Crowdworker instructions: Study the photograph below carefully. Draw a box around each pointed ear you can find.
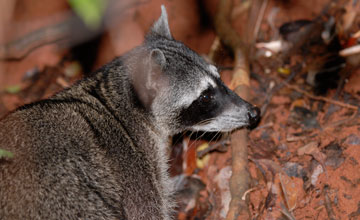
[150,49,166,68]
[145,49,167,92]
[151,5,172,39]
[131,49,168,109]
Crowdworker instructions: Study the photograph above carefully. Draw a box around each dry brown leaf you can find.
[297,141,326,165]
[278,173,298,212]
[297,141,319,156]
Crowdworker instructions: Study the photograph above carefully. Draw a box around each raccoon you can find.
[0,6,260,220]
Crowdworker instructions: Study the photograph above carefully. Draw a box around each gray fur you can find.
[0,6,259,220]
[151,5,172,39]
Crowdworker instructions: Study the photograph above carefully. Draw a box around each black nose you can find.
[247,106,260,128]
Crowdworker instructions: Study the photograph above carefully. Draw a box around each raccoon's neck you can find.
[75,57,171,156]
[83,61,174,218]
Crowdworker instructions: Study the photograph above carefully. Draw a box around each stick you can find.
[283,82,358,111]
[260,66,299,116]
[214,0,257,218]
[323,185,338,220]
[0,0,149,61]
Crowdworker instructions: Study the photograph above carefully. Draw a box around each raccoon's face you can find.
[133,6,260,135]
[176,65,260,133]
[152,61,260,134]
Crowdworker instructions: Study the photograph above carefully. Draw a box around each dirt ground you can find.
[1,0,360,219]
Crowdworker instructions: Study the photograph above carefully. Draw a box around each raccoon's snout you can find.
[247,106,260,128]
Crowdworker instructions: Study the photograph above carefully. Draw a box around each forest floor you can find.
[1,0,360,219]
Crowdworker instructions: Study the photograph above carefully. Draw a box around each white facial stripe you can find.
[203,75,217,88]
[208,65,220,78]
[176,76,217,107]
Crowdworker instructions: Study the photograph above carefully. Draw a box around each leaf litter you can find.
[1,0,360,219]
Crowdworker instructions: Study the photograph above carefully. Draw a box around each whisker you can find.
[208,131,221,143]
[194,117,217,126]
[172,132,185,146]
[188,129,210,151]
[187,137,198,151]
[196,131,207,142]
[182,117,220,155]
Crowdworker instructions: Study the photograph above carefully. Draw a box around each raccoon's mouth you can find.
[190,119,250,133]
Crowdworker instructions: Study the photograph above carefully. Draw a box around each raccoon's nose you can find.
[247,106,260,128]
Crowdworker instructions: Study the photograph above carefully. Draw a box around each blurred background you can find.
[1,0,360,219]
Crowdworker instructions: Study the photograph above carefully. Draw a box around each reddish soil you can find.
[1,0,359,219]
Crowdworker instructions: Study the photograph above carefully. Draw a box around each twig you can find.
[241,187,257,200]
[280,203,296,220]
[208,36,221,62]
[253,0,268,41]
[0,12,80,61]
[214,0,255,219]
[0,0,149,62]
[253,122,274,131]
[250,0,268,59]
[323,185,338,220]
[214,0,247,55]
[284,82,358,111]
[260,65,299,116]
[197,138,230,158]
[0,37,67,62]
[323,111,359,129]
[286,81,359,129]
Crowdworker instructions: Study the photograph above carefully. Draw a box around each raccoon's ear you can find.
[150,48,166,67]
[132,49,168,110]
[145,48,167,92]
[150,5,172,39]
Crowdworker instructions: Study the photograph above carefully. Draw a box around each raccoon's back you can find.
[0,105,122,219]
[0,100,164,219]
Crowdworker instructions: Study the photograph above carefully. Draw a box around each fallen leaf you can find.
[322,142,345,169]
[297,141,319,156]
[345,134,360,145]
[297,141,327,165]
[0,149,14,159]
[290,99,308,110]
[196,143,210,169]
[311,163,324,186]
[4,85,21,94]
[68,0,107,30]
[64,61,82,78]
[283,162,307,178]
[279,173,298,211]
[214,166,232,218]
[277,67,291,75]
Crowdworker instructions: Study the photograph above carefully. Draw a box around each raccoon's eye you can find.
[199,90,214,103]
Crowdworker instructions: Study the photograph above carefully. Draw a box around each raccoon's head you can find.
[131,6,260,135]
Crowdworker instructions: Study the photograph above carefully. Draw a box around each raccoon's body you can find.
[0,60,173,219]
[0,6,259,220]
